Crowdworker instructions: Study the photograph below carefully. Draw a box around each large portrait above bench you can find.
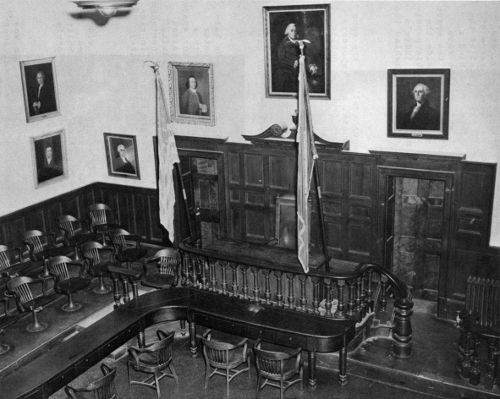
[263,4,330,98]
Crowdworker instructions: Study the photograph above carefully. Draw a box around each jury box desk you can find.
[3,288,355,399]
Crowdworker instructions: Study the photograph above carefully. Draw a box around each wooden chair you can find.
[7,276,48,333]
[0,244,22,277]
[81,241,117,294]
[58,215,97,260]
[141,248,180,289]
[253,339,303,399]
[201,329,251,394]
[88,203,120,245]
[109,228,148,269]
[24,229,69,278]
[64,363,117,399]
[127,329,178,399]
[48,255,91,312]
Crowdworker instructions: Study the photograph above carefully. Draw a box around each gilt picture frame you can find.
[31,129,67,188]
[263,4,330,98]
[103,133,140,179]
[168,61,215,126]
[388,69,450,139]
[20,57,60,123]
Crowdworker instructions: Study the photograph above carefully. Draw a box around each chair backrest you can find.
[253,342,301,380]
[89,203,112,228]
[58,215,79,238]
[25,230,46,254]
[150,248,180,276]
[0,245,20,271]
[65,363,117,399]
[48,255,75,281]
[6,276,37,305]
[110,228,131,250]
[81,241,105,265]
[202,330,247,369]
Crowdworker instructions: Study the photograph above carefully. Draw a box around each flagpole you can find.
[313,162,330,271]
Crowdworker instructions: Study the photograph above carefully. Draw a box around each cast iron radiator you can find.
[465,276,500,328]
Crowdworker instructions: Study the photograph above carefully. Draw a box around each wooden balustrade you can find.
[178,240,414,358]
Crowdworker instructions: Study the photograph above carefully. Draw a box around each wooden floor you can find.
[0,280,499,399]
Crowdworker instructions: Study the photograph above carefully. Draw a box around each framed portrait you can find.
[31,129,67,188]
[103,133,140,179]
[168,62,215,126]
[263,4,330,98]
[388,69,450,139]
[20,57,60,123]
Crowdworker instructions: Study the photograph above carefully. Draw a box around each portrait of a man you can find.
[168,62,215,126]
[32,130,66,187]
[388,69,450,139]
[20,57,60,123]
[104,133,140,179]
[264,4,330,98]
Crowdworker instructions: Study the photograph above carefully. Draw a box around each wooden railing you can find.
[177,239,414,358]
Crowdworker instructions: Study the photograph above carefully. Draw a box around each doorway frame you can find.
[376,166,455,314]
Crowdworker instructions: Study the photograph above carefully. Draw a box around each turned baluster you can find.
[485,338,499,389]
[470,336,481,385]
[355,277,363,314]
[366,270,374,312]
[334,280,346,318]
[380,275,388,312]
[286,273,295,310]
[298,275,307,312]
[200,257,208,290]
[263,269,271,304]
[392,296,414,358]
[221,261,228,295]
[231,264,238,297]
[112,275,121,308]
[122,279,130,303]
[250,267,260,302]
[241,266,249,300]
[324,278,332,318]
[311,277,320,315]
[459,330,474,378]
[275,271,283,307]
[210,261,217,292]
[347,280,355,317]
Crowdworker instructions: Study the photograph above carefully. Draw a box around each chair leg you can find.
[169,362,179,384]
[153,371,160,399]
[204,363,210,389]
[256,374,261,398]
[180,320,187,335]
[28,307,47,333]
[0,330,9,355]
[226,368,230,396]
[93,275,111,294]
[62,292,82,312]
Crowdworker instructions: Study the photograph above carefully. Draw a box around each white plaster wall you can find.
[1,0,499,245]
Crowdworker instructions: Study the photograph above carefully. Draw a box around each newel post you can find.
[392,296,414,358]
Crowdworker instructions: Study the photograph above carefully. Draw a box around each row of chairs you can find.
[64,327,302,399]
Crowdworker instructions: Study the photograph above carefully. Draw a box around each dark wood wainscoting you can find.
[0,183,168,250]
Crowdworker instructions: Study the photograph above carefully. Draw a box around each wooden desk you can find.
[3,287,355,399]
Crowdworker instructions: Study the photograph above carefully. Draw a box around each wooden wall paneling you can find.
[44,200,64,239]
[134,192,148,239]
[147,193,164,243]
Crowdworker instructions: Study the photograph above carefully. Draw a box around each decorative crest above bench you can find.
[242,123,349,151]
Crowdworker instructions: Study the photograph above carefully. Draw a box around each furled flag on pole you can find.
[154,64,180,241]
[296,53,318,274]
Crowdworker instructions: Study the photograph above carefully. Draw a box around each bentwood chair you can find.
[109,228,148,269]
[58,215,98,260]
[81,241,117,294]
[253,340,303,399]
[7,276,49,333]
[65,363,117,399]
[201,329,251,394]
[88,203,120,245]
[24,229,70,278]
[0,245,22,277]
[48,255,91,312]
[128,329,178,399]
